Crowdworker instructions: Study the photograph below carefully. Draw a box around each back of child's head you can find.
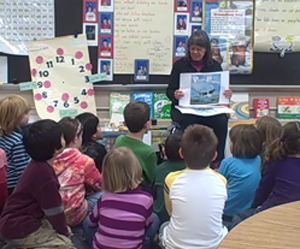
[181,124,218,169]
[256,116,282,148]
[164,133,183,162]
[229,124,262,159]
[124,101,150,133]
[0,95,31,135]
[76,112,101,144]
[81,142,107,172]
[58,117,83,147]
[23,119,64,161]
[265,122,300,164]
[102,147,142,193]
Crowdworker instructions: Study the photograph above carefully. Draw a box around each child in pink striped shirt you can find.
[85,147,160,249]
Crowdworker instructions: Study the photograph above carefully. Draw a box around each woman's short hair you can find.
[230,124,262,158]
[102,147,142,193]
[0,95,31,135]
[185,30,213,64]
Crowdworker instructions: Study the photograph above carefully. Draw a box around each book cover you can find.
[277,96,295,119]
[132,92,153,118]
[253,98,270,119]
[153,93,171,119]
[109,92,130,118]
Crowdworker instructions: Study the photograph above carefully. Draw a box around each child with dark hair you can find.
[219,124,262,223]
[114,101,157,189]
[160,124,227,249]
[53,117,103,229]
[0,120,73,248]
[154,133,185,224]
[256,121,300,209]
[76,112,107,172]
[231,121,300,229]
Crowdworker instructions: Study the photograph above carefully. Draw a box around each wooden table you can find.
[219,201,300,249]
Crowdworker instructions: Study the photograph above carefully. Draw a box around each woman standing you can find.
[166,30,232,167]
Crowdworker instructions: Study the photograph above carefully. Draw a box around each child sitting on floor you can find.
[160,124,227,249]
[255,121,300,210]
[86,147,160,249]
[219,124,262,223]
[0,119,73,248]
[53,117,103,229]
[76,112,107,172]
[154,133,186,224]
[0,95,31,194]
[231,121,300,229]
[255,116,281,161]
[114,101,157,191]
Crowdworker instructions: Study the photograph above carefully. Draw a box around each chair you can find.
[169,122,182,134]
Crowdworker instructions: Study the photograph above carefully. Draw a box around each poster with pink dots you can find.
[27,34,97,121]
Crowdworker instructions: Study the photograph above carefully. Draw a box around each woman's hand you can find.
[223,89,233,100]
[174,89,185,100]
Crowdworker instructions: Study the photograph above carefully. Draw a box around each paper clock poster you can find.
[27,34,97,121]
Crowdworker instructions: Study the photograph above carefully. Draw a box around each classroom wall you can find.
[1,84,300,124]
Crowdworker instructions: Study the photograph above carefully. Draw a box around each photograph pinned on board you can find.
[229,36,252,74]
[134,59,149,82]
[190,24,201,35]
[99,35,113,58]
[175,0,189,12]
[174,13,189,35]
[98,59,113,81]
[174,36,188,58]
[210,35,229,70]
[84,23,98,46]
[99,12,113,34]
[84,1,97,22]
[99,0,113,12]
[190,1,202,22]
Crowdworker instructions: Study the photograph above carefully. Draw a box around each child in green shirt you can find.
[154,133,186,224]
[114,101,157,189]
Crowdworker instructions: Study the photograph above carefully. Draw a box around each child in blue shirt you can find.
[219,124,262,223]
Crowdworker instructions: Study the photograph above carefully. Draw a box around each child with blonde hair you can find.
[53,117,103,229]
[85,147,159,249]
[255,116,281,159]
[219,124,262,223]
[0,95,31,194]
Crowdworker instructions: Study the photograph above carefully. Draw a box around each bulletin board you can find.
[2,0,300,85]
